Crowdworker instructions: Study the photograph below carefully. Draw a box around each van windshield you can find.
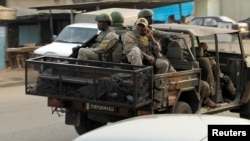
[55,27,98,44]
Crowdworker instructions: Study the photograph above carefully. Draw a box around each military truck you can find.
[25,24,250,135]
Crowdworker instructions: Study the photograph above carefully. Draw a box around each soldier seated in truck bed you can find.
[122,18,176,74]
[77,13,119,61]
[198,42,236,101]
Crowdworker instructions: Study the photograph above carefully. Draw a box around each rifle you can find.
[68,34,98,58]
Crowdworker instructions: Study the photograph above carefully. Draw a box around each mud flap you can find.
[240,101,250,112]
[65,110,81,126]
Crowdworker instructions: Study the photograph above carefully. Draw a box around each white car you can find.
[33,8,139,58]
[73,114,250,141]
[190,16,249,38]
[33,23,99,57]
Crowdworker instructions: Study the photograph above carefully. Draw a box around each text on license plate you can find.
[87,103,118,113]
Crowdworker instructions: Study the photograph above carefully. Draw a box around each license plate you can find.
[87,103,118,113]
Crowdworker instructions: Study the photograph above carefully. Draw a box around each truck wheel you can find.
[174,101,192,113]
[239,101,250,120]
[240,113,250,119]
[74,113,105,135]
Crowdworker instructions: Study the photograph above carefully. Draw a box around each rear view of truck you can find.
[25,56,201,135]
[25,56,155,133]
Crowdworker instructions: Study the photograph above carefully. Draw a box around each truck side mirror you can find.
[52,35,57,41]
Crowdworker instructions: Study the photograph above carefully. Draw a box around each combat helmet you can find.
[138,9,153,18]
[111,11,124,24]
[95,13,113,25]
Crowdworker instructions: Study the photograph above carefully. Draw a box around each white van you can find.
[33,8,139,58]
[33,23,98,57]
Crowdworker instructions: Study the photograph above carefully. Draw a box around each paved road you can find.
[0,85,78,141]
[0,85,242,141]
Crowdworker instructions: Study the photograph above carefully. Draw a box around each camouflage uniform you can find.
[209,57,236,99]
[77,13,119,61]
[109,11,129,62]
[200,80,217,108]
[137,9,190,54]
[199,42,236,99]
[123,18,176,74]
[78,28,119,60]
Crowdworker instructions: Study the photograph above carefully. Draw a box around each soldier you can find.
[137,9,190,54]
[109,11,129,62]
[123,18,176,74]
[77,13,119,61]
[199,42,236,100]
[110,11,129,34]
[138,9,174,40]
[137,9,215,107]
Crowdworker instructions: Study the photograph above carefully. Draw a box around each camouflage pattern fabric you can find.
[110,23,128,35]
[109,23,129,62]
[200,80,211,99]
[123,29,176,73]
[77,27,119,60]
[209,57,236,99]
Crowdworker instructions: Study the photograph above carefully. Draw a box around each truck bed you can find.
[25,56,201,111]
[25,56,154,108]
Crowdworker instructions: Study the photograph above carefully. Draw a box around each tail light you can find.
[48,98,62,107]
[137,110,152,116]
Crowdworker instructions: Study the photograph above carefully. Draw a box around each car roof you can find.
[66,23,97,28]
[151,23,239,36]
[192,16,227,19]
[73,114,250,141]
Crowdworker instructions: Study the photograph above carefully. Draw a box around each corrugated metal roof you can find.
[15,8,71,17]
[29,0,193,12]
[152,1,194,23]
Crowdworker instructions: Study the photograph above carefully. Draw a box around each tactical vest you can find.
[90,28,113,48]
[93,27,124,63]
[133,30,154,57]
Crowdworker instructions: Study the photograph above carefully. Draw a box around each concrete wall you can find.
[194,0,208,16]
[220,0,250,21]
[7,0,73,8]
[194,0,220,17]
[194,0,250,21]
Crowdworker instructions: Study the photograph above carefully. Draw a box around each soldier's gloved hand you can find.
[145,55,155,66]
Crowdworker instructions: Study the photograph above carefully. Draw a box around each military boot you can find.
[203,97,217,108]
[226,79,236,99]
[222,75,236,99]
[212,64,220,79]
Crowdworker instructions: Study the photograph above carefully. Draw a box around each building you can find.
[194,0,250,21]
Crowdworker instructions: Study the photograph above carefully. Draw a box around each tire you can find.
[240,113,250,119]
[174,101,192,113]
[74,113,105,135]
[239,98,250,120]
[239,100,250,120]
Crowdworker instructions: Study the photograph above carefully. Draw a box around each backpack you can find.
[103,31,124,63]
